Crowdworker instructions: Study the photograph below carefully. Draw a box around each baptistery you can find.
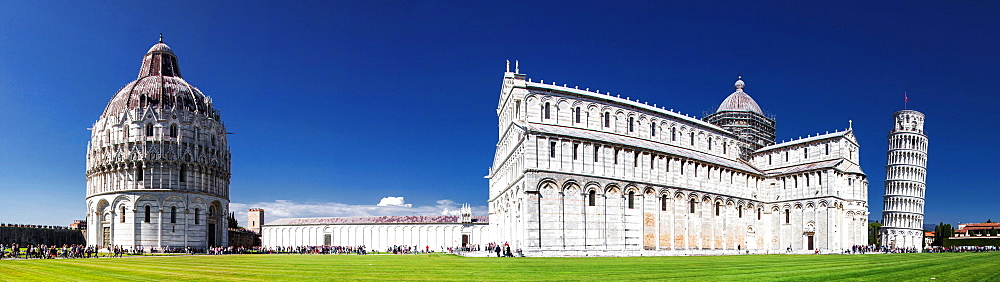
[85,38,230,250]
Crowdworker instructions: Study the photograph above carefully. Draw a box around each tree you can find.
[987,219,993,223]
[868,222,882,246]
[227,212,240,229]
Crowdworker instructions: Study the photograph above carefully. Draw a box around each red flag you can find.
[905,92,909,103]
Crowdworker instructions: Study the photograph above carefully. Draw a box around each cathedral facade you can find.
[85,39,231,250]
[487,68,869,256]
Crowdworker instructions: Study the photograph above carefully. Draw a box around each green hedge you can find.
[944,237,1000,247]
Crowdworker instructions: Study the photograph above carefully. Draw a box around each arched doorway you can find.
[207,202,222,247]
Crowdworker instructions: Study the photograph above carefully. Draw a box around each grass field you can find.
[1,252,998,281]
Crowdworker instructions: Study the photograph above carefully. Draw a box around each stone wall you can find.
[0,226,86,245]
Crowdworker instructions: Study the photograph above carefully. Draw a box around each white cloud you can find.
[376,196,411,207]
[229,198,487,226]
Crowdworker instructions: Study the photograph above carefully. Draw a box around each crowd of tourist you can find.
[0,244,110,259]
[5,242,999,259]
[925,246,998,253]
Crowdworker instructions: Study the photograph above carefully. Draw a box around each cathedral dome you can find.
[100,41,217,119]
[716,77,763,115]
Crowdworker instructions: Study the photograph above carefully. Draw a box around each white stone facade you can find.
[262,206,491,251]
[85,41,230,250]
[487,69,869,256]
[880,110,928,249]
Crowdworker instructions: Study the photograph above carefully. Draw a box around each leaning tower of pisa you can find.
[880,110,928,249]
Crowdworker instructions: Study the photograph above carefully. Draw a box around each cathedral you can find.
[487,67,870,256]
[85,38,231,250]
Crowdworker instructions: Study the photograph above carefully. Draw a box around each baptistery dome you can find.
[85,38,230,251]
[101,42,218,120]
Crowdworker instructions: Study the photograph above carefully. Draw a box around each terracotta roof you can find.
[964,223,1000,228]
[265,215,488,226]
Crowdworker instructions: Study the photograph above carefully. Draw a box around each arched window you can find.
[634,151,639,167]
[689,199,696,213]
[769,155,772,165]
[628,117,634,132]
[715,203,721,216]
[120,206,126,223]
[785,152,789,162]
[145,123,154,137]
[758,208,762,220]
[613,149,619,165]
[144,206,151,223]
[180,165,187,183]
[169,124,178,138]
[604,112,610,127]
[628,191,635,209]
[575,107,581,123]
[825,144,830,155]
[661,195,668,211]
[738,207,743,218]
[651,123,656,136]
[804,148,808,158]
[170,206,177,224]
[723,144,727,154]
[195,208,200,225]
[690,132,695,145]
[785,209,790,224]
[544,102,551,119]
[135,164,144,184]
[671,127,676,141]
[708,138,713,150]
[588,190,596,206]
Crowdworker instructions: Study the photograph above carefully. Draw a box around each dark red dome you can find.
[101,42,219,119]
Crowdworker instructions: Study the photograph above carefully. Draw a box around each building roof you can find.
[527,123,759,174]
[716,77,764,115]
[760,159,843,176]
[956,222,1000,233]
[101,41,219,120]
[755,130,851,153]
[522,78,734,137]
[265,215,489,226]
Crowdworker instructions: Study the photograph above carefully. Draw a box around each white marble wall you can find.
[262,224,491,252]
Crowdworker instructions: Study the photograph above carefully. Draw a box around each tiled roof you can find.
[756,130,850,153]
[761,159,843,176]
[527,123,759,173]
[265,215,489,226]
[101,42,219,120]
[717,89,763,115]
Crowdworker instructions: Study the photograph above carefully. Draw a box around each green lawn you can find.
[1,252,997,281]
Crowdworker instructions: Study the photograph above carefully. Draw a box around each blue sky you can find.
[1,1,997,226]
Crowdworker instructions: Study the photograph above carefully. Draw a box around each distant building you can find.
[70,220,87,231]
[879,110,929,249]
[85,38,231,250]
[262,205,490,251]
[248,209,264,235]
[952,223,1000,237]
